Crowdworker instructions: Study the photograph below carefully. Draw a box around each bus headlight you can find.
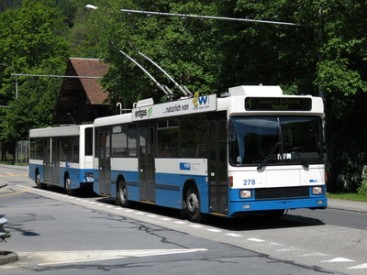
[240,190,252,199]
[312,186,323,195]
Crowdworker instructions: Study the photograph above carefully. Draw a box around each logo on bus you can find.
[134,107,153,119]
[179,162,191,171]
[192,92,209,108]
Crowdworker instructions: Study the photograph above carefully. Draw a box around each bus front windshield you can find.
[229,116,323,168]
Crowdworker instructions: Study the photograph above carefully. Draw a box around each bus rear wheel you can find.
[185,187,202,223]
[64,176,75,196]
[35,171,42,188]
[116,180,129,207]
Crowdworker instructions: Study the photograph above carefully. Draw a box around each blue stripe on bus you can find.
[94,169,327,217]
[29,163,93,190]
[108,170,208,210]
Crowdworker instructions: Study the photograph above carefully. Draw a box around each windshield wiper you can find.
[257,142,281,171]
[292,152,309,169]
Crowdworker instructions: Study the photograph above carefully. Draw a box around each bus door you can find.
[43,138,59,184]
[97,129,111,195]
[43,138,52,183]
[208,118,228,214]
[138,126,156,203]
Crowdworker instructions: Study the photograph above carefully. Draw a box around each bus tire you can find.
[35,171,43,189]
[116,179,129,207]
[64,175,74,196]
[185,187,202,223]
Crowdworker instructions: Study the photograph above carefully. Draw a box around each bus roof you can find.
[29,124,92,138]
[94,113,132,128]
[94,85,324,126]
[228,85,283,96]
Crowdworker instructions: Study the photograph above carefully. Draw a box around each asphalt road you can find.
[1,165,367,274]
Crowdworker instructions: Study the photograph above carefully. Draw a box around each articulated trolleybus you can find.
[29,124,94,195]
[93,85,327,222]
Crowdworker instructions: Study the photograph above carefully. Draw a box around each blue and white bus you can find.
[29,124,94,195]
[93,85,327,222]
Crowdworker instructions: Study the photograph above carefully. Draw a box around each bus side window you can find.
[180,115,206,158]
[157,119,178,157]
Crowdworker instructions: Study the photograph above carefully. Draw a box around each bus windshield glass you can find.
[229,116,323,167]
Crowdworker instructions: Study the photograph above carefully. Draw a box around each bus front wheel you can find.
[185,187,202,223]
[116,180,129,207]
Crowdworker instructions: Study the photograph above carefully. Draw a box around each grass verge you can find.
[327,192,367,202]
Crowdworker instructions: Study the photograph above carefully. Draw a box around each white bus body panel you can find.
[229,165,325,189]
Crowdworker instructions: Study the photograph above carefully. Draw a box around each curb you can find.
[0,251,18,265]
[0,164,28,171]
[327,199,367,213]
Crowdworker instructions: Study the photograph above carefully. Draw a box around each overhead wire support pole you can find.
[11,73,102,79]
[120,9,299,27]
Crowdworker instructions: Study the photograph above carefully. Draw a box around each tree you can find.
[313,0,367,191]
[0,0,70,161]
[83,0,367,191]
[0,0,365,191]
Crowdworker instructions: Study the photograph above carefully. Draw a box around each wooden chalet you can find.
[53,58,111,125]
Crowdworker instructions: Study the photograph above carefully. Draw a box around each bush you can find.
[357,166,367,195]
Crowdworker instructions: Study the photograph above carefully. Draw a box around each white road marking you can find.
[189,224,203,228]
[247,238,265,243]
[299,252,328,257]
[17,248,208,266]
[275,247,303,252]
[322,257,355,263]
[348,263,367,269]
[206,228,222,233]
[225,233,242,237]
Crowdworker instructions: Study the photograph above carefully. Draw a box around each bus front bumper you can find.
[228,197,327,217]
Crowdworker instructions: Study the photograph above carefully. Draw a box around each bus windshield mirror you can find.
[257,142,281,171]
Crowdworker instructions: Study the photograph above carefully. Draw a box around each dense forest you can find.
[0,0,367,193]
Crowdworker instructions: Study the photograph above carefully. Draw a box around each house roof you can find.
[69,57,109,104]
[52,58,111,125]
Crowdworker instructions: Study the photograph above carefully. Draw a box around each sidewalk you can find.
[0,164,28,171]
[327,198,367,213]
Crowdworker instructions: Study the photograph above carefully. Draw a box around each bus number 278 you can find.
[243,179,256,186]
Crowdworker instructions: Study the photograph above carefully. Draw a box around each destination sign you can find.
[245,97,312,111]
